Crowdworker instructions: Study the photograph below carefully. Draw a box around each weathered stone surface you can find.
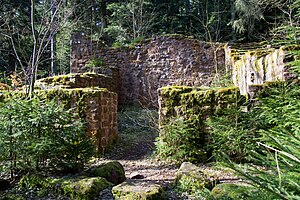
[36,87,118,153]
[112,180,166,200]
[35,73,118,93]
[71,34,225,106]
[176,162,218,192]
[60,177,113,200]
[158,86,245,161]
[87,161,126,185]
[224,44,287,97]
[19,174,114,200]
[129,172,144,179]
[210,183,254,199]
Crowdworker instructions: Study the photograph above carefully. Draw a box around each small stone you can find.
[176,162,218,191]
[129,172,145,179]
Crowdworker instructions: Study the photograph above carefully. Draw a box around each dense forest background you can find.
[0,0,299,90]
[0,1,300,199]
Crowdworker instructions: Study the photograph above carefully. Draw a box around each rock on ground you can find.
[176,162,219,192]
[86,161,126,185]
[112,179,166,200]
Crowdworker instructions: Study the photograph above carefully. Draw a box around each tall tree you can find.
[1,0,74,95]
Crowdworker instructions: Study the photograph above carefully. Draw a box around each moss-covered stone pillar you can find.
[158,86,244,162]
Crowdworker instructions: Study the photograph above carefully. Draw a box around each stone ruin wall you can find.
[68,33,296,155]
[71,33,226,106]
[36,74,118,153]
[224,44,290,99]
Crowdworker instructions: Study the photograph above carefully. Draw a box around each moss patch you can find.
[210,183,254,199]
[86,161,126,185]
[112,180,166,200]
[158,86,244,162]
[19,174,113,200]
[35,73,115,92]
[175,162,218,194]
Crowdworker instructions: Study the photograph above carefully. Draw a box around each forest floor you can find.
[0,107,239,199]
[94,111,240,200]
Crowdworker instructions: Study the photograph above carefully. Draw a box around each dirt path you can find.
[99,132,179,188]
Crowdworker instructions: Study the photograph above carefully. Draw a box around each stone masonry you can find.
[71,33,225,106]
[36,74,118,153]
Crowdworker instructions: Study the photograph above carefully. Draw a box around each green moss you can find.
[112,180,166,200]
[87,161,126,185]
[19,174,113,200]
[175,162,218,194]
[210,183,254,199]
[158,86,248,162]
[61,177,113,200]
[36,73,112,88]
[35,87,113,119]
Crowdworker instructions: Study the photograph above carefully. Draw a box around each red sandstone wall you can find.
[71,33,225,106]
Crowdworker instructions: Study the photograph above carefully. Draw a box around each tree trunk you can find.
[29,0,37,97]
[51,0,58,75]
[231,0,237,42]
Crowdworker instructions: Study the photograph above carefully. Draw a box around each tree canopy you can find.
[0,0,299,89]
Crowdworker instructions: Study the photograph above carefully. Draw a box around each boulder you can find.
[60,177,114,200]
[86,161,126,185]
[112,180,166,200]
[210,183,254,199]
[175,162,218,193]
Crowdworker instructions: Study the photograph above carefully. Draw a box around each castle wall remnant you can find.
[36,73,118,153]
[224,44,288,98]
[71,33,225,106]
[71,33,292,105]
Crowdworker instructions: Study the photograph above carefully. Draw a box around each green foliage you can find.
[129,36,144,48]
[210,73,234,88]
[105,0,155,44]
[211,82,300,199]
[111,106,158,157]
[0,98,95,177]
[155,117,207,163]
[86,58,106,72]
[18,174,113,200]
[207,104,260,162]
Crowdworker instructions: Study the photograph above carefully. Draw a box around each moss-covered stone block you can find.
[86,161,126,185]
[19,174,114,200]
[175,162,218,193]
[0,86,118,154]
[59,177,113,200]
[36,87,118,153]
[158,85,245,162]
[210,183,254,199]
[112,180,166,200]
[35,72,117,93]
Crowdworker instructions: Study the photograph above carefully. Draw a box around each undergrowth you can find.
[107,106,158,159]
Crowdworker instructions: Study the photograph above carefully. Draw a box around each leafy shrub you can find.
[210,82,300,199]
[230,83,300,199]
[110,106,158,158]
[207,104,261,162]
[155,117,207,163]
[0,98,95,177]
